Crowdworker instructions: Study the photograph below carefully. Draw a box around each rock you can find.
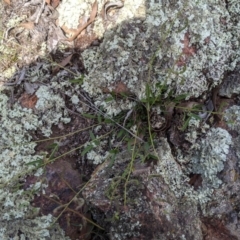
[83,138,203,239]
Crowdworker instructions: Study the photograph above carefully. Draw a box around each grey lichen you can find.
[219,68,240,98]
[224,105,240,161]
[0,61,84,238]
[154,138,191,198]
[85,139,110,165]
[0,215,69,240]
[224,105,240,133]
[0,93,70,239]
[190,128,232,188]
[82,0,237,115]
[35,85,71,137]
[152,137,214,206]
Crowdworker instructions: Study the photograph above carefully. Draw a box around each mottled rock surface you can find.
[82,138,202,239]
[1,0,240,239]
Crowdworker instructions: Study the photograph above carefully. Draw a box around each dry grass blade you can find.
[67,0,98,41]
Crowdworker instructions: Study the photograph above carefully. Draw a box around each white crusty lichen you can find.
[153,135,231,208]
[224,105,240,132]
[190,128,232,188]
[81,0,238,115]
[71,94,80,104]
[154,138,191,198]
[0,92,70,239]
[83,138,110,165]
[0,214,69,239]
[224,105,240,161]
[152,138,215,208]
[57,0,95,30]
[35,85,71,136]
[0,59,83,238]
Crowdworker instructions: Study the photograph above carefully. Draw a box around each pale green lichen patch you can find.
[190,128,232,188]
[224,105,240,133]
[35,85,71,137]
[82,0,237,115]
[0,214,69,239]
[57,0,97,30]
[219,65,240,98]
[154,138,191,198]
[0,92,70,239]
[224,105,240,161]
[0,60,86,238]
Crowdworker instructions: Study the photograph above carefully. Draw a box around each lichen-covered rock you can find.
[83,138,203,239]
[0,91,70,239]
[82,130,240,239]
[190,128,232,188]
[219,64,240,98]
[224,105,240,133]
[224,105,240,161]
[82,0,238,115]
[196,103,240,238]
[0,61,81,239]
[0,215,69,240]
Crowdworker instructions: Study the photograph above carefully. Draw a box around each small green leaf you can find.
[119,92,129,99]
[93,139,100,146]
[69,76,84,84]
[146,83,151,99]
[82,113,97,119]
[144,142,150,153]
[97,114,102,123]
[48,143,59,160]
[108,149,119,168]
[127,139,133,153]
[89,131,96,140]
[117,129,125,139]
[189,113,201,120]
[105,96,114,102]
[174,94,188,102]
[180,116,191,131]
[26,158,44,167]
[81,145,94,157]
[147,154,158,161]
[104,118,114,123]
[47,143,58,149]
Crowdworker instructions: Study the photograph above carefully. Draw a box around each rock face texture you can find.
[82,135,240,239]
[83,139,203,240]
[1,0,240,239]
[82,0,240,115]
[80,1,240,238]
